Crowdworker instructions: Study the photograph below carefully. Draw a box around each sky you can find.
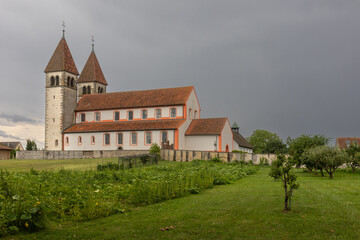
[0,0,359,149]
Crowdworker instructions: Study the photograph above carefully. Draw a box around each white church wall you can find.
[177,119,192,150]
[186,89,200,120]
[64,130,175,151]
[220,120,233,152]
[185,135,217,151]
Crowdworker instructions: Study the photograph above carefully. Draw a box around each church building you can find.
[44,33,251,152]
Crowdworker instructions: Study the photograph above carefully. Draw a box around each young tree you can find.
[269,155,299,212]
[247,130,286,154]
[25,139,38,151]
[345,142,360,171]
[287,134,329,168]
[304,146,348,179]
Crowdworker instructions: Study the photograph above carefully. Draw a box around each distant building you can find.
[0,144,12,160]
[0,142,24,151]
[336,137,360,149]
[231,123,253,153]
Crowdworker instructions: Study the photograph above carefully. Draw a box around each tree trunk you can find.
[284,173,289,211]
[320,169,324,177]
[329,171,333,179]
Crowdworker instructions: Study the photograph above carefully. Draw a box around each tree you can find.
[287,135,329,168]
[247,130,286,154]
[345,142,360,171]
[303,146,348,179]
[26,139,38,151]
[269,155,299,212]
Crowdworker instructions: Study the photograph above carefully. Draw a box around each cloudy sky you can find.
[0,0,359,148]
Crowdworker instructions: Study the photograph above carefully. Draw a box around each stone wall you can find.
[16,150,149,160]
[0,150,10,160]
[161,150,283,165]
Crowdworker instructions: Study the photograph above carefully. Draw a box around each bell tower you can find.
[44,29,79,150]
[77,36,108,101]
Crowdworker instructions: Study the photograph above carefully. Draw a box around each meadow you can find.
[0,159,256,237]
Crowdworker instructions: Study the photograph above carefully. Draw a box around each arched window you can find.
[194,110,198,119]
[67,76,70,86]
[189,108,192,119]
[55,76,59,86]
[98,87,101,93]
[71,78,74,87]
[55,140,58,146]
[82,86,86,95]
[87,86,91,94]
[50,76,55,86]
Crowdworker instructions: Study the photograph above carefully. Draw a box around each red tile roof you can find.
[0,144,12,150]
[336,137,360,149]
[64,119,186,133]
[75,86,194,111]
[78,51,108,85]
[44,37,79,75]
[185,118,227,135]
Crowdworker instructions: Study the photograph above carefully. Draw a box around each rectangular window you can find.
[81,113,86,122]
[142,110,147,120]
[117,133,123,145]
[128,111,133,120]
[155,109,161,119]
[170,108,176,118]
[131,132,137,145]
[161,131,168,143]
[91,136,95,145]
[114,111,120,121]
[95,112,101,122]
[104,133,110,145]
[65,137,69,146]
[145,132,152,145]
[78,136,82,145]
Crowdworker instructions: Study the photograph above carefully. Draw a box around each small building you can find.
[231,122,253,153]
[0,144,12,160]
[336,137,360,149]
[0,142,24,151]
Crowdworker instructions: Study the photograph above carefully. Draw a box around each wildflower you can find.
[36,201,41,205]
[25,222,29,228]
[122,209,126,212]
[96,202,99,206]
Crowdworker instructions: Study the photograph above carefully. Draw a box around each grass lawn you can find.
[0,158,119,171]
[8,166,360,240]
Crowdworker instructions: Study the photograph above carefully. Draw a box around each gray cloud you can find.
[0,130,22,140]
[0,0,360,144]
[0,113,41,124]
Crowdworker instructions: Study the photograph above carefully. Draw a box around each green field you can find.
[5,166,360,240]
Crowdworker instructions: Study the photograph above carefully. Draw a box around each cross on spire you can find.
[62,21,66,38]
[91,35,95,51]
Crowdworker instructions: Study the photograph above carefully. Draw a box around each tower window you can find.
[50,76,55,86]
[81,113,86,122]
[128,111,133,120]
[71,78,74,87]
[55,140,58,146]
[87,86,91,94]
[55,76,59,86]
[194,110,198,119]
[98,87,101,93]
[82,86,86,95]
[67,76,70,86]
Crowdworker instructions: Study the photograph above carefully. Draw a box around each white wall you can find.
[232,141,253,153]
[185,135,218,151]
[75,105,184,123]
[186,89,200,120]
[64,130,174,150]
[220,120,233,152]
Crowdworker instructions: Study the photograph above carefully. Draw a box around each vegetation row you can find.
[0,160,257,236]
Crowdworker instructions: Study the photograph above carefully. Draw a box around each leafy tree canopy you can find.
[287,134,329,167]
[25,139,38,151]
[247,129,286,154]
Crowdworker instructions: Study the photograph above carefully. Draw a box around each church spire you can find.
[44,35,79,75]
[77,48,108,86]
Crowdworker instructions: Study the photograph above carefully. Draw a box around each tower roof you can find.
[232,122,239,129]
[77,51,108,85]
[44,37,79,75]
